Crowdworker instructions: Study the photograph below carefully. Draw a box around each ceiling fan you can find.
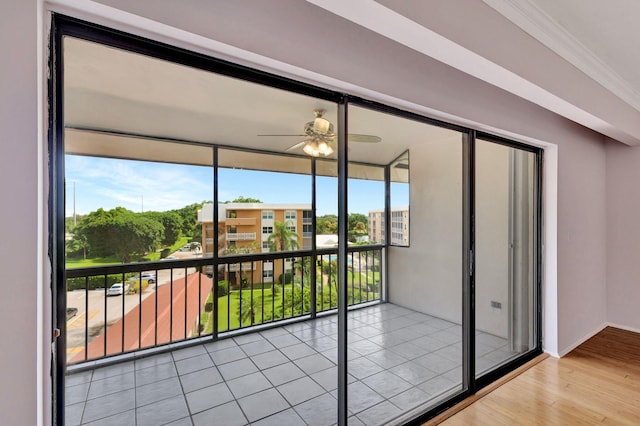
[257,109,381,157]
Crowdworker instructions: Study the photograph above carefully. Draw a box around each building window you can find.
[262,226,273,234]
[285,210,296,221]
[262,210,274,220]
[302,210,313,223]
[262,241,270,250]
[303,224,313,237]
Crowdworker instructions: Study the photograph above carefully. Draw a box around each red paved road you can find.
[73,272,212,362]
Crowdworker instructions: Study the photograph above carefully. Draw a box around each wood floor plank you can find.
[432,327,640,425]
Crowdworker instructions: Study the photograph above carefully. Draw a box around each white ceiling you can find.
[64,37,457,169]
[523,0,640,98]
[61,0,640,146]
[482,0,640,117]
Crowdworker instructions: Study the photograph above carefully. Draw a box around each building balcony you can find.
[63,245,521,425]
[65,301,514,425]
[226,232,257,241]
[225,217,257,226]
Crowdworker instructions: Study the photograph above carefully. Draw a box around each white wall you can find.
[606,142,640,332]
[0,2,41,425]
[388,134,463,323]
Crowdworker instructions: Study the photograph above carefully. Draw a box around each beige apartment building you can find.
[198,203,312,285]
[369,207,409,245]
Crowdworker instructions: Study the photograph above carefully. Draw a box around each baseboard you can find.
[558,322,608,357]
[543,349,560,358]
[606,322,640,334]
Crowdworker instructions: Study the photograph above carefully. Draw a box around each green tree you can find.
[348,213,367,229]
[237,294,262,325]
[267,221,300,252]
[66,234,88,259]
[75,207,164,263]
[316,214,338,234]
[170,201,208,238]
[229,196,262,203]
[145,211,183,246]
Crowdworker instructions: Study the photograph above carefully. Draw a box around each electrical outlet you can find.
[491,301,502,309]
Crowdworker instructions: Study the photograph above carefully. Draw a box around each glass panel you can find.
[347,105,464,423]
[391,151,410,246]
[475,140,537,376]
[216,149,312,331]
[64,136,214,363]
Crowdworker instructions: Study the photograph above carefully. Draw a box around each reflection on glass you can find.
[475,140,537,376]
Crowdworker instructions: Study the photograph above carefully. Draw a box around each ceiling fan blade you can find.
[285,141,307,151]
[348,134,382,143]
[257,134,306,137]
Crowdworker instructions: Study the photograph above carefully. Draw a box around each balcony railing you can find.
[226,232,257,241]
[224,217,257,226]
[65,245,383,365]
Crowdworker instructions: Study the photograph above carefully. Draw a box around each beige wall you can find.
[0,1,40,425]
[606,142,640,332]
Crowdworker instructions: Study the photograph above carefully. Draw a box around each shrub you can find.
[278,272,293,284]
[160,248,171,259]
[66,274,132,291]
[217,280,229,297]
[129,279,150,294]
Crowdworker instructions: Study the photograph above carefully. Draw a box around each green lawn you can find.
[66,255,122,268]
[66,236,191,267]
[198,280,380,335]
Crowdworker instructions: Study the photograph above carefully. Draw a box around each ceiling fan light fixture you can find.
[317,140,333,156]
[303,141,319,156]
[313,116,331,134]
[302,139,334,157]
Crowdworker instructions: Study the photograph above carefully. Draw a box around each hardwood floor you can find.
[431,327,640,425]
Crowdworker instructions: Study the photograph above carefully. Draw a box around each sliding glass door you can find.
[53,16,541,426]
[475,138,539,377]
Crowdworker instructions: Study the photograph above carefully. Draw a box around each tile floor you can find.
[65,304,515,425]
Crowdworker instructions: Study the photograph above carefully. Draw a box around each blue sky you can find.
[65,155,406,217]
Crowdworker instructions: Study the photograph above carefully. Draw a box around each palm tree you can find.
[267,220,300,252]
[293,256,312,284]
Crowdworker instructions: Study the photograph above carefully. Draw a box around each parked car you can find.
[66,307,78,320]
[139,272,155,284]
[107,283,126,296]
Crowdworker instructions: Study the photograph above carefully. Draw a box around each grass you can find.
[200,288,280,333]
[197,280,381,335]
[66,255,122,268]
[65,236,192,267]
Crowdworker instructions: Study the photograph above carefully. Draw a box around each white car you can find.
[127,272,156,284]
[107,283,126,296]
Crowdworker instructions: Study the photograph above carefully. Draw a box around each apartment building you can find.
[369,207,409,246]
[198,203,312,284]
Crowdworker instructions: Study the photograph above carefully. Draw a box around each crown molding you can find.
[483,0,640,113]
